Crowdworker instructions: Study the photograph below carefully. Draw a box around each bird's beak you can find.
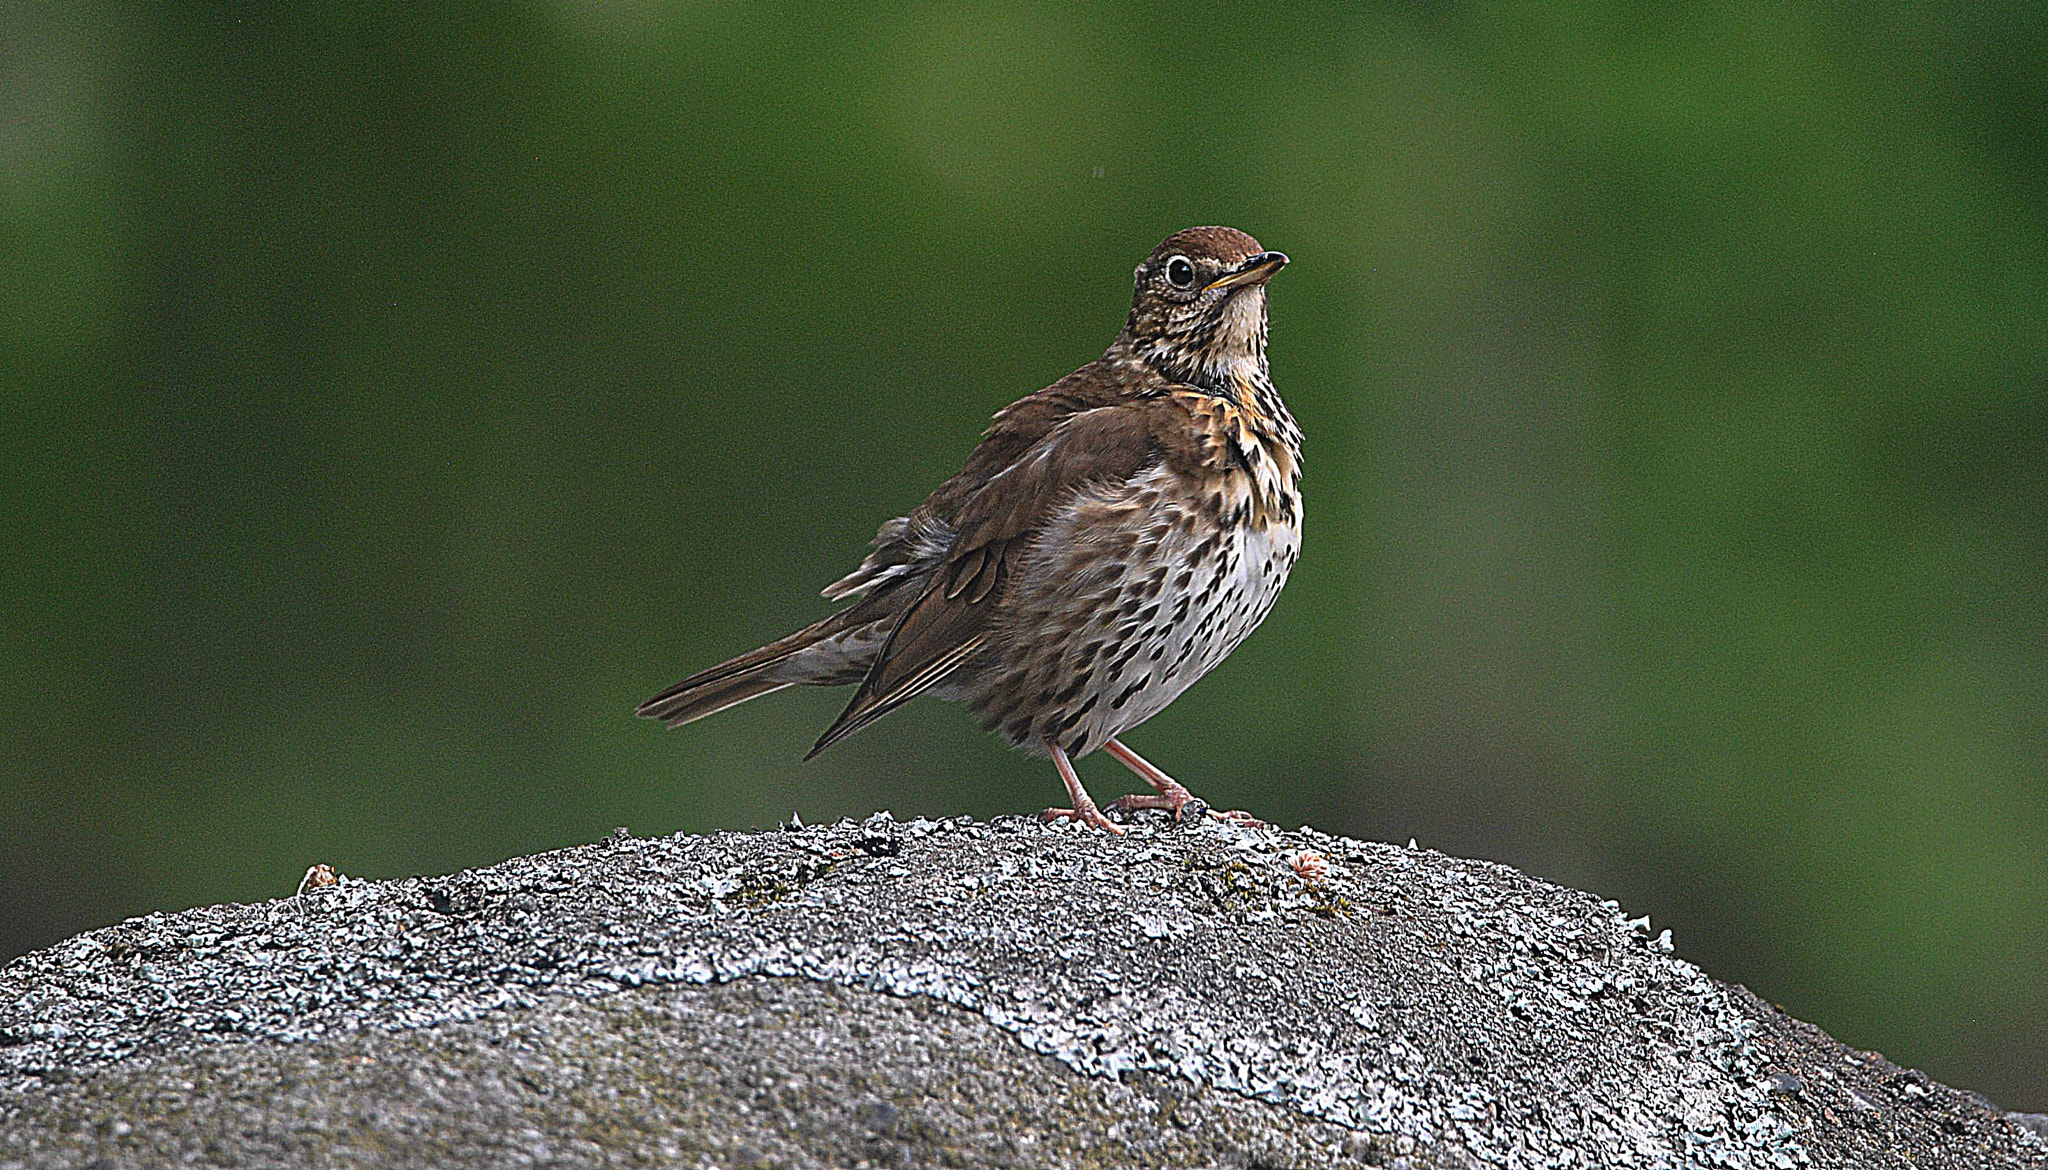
[1205,251,1289,292]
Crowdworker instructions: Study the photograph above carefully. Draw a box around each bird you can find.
[639,226,1300,834]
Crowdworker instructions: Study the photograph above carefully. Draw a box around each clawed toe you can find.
[1045,736,1264,835]
[1099,738,1265,827]
[1042,736,1128,835]
[1103,792,1268,830]
[1105,792,1182,817]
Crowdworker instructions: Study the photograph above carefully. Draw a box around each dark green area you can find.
[3,0,2042,1108]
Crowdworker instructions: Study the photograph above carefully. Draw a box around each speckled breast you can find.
[961,460,1302,758]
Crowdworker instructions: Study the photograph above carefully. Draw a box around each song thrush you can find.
[639,226,1299,833]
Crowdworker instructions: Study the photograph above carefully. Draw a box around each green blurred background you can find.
[4,0,2044,1108]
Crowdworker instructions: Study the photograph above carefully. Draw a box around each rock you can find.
[0,814,2042,1168]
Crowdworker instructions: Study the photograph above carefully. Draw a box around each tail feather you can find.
[638,608,871,728]
[637,674,796,728]
[803,634,984,759]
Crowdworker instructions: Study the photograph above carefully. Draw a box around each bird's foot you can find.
[1102,750,1202,823]
[1098,738,1267,827]
[1041,803,1126,835]
[1105,788,1267,828]
[1042,735,1127,835]
[1104,790,1192,819]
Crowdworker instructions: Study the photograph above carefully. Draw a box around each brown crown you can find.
[1145,226,1265,268]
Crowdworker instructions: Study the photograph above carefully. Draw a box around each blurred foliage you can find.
[2,0,2043,1108]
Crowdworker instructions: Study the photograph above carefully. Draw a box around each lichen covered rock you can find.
[1,814,2041,1167]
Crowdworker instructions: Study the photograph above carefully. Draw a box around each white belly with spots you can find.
[1071,513,1300,751]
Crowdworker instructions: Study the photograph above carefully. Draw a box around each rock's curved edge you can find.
[1,813,2044,1169]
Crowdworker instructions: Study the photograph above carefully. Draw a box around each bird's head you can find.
[1122,226,1287,389]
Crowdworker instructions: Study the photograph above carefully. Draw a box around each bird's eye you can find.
[1165,256,1195,288]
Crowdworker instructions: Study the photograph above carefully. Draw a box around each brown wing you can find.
[804,402,1166,758]
[818,360,1134,603]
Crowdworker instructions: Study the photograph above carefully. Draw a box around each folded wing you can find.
[805,403,1165,757]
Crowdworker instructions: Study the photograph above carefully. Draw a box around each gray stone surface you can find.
[1,813,2042,1168]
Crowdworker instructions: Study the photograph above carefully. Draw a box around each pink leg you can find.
[1101,738,1267,827]
[1039,737,1125,835]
